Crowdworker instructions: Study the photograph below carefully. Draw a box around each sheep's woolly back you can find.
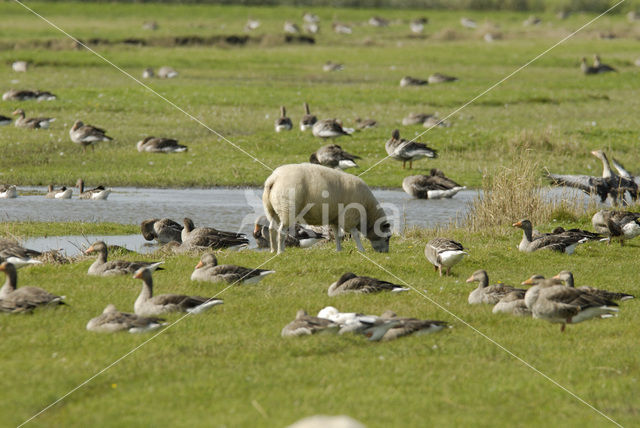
[262,163,385,233]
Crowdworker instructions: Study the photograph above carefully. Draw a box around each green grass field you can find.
[2,2,640,427]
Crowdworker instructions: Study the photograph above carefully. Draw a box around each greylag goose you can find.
[371,310,448,341]
[327,272,409,296]
[253,215,326,249]
[323,61,344,72]
[157,66,178,78]
[244,18,260,31]
[284,21,300,34]
[581,57,599,75]
[299,102,317,131]
[0,185,17,199]
[12,109,55,129]
[142,67,154,78]
[512,220,588,254]
[0,115,11,126]
[133,267,223,317]
[402,112,435,126]
[12,61,28,72]
[428,73,458,84]
[76,179,111,200]
[137,136,188,153]
[354,118,376,130]
[312,119,351,138]
[402,169,465,199]
[309,144,360,170]
[182,218,249,249]
[531,226,602,242]
[275,106,293,132]
[281,309,339,337]
[611,157,635,181]
[385,129,437,169]
[522,274,618,332]
[423,115,450,128]
[69,120,113,152]
[141,218,183,244]
[460,17,477,28]
[190,253,275,284]
[315,306,396,338]
[0,239,41,267]
[410,17,428,34]
[492,291,530,316]
[466,270,525,305]
[0,262,65,312]
[85,241,163,276]
[332,23,352,34]
[591,150,637,202]
[369,16,389,27]
[552,270,634,301]
[400,76,428,87]
[303,21,319,34]
[45,185,72,199]
[592,210,640,245]
[3,89,56,101]
[303,12,319,24]
[424,238,467,276]
[593,55,616,73]
[87,304,166,333]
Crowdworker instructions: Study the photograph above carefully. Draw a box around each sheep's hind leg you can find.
[268,220,278,253]
[277,223,287,254]
[331,225,342,251]
[350,228,365,252]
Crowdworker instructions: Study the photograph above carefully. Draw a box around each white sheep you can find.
[262,163,391,253]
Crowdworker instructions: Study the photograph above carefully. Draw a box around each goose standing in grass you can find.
[312,119,351,138]
[157,66,178,78]
[512,220,588,254]
[299,102,317,131]
[76,179,111,200]
[522,274,618,332]
[133,267,223,317]
[593,55,616,73]
[275,106,293,132]
[191,253,275,284]
[410,17,428,34]
[309,144,360,170]
[12,109,55,129]
[323,61,344,72]
[87,304,166,333]
[466,270,526,305]
[0,262,65,313]
[402,112,435,126]
[3,89,56,101]
[492,290,530,316]
[424,238,467,276]
[372,311,448,341]
[141,218,183,244]
[253,215,326,249]
[69,120,113,152]
[552,270,634,301]
[182,218,249,249]
[355,117,376,130]
[0,114,11,126]
[137,136,188,153]
[85,241,163,276]
[281,309,339,337]
[400,76,428,87]
[402,169,465,199]
[428,73,458,84]
[327,272,409,296]
[592,210,640,245]
[385,129,437,169]
[45,185,72,199]
[0,185,18,199]
[0,239,41,268]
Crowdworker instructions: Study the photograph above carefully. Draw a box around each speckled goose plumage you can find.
[253,216,327,249]
[76,179,111,200]
[70,120,112,151]
[0,239,41,268]
[3,89,56,101]
[513,220,588,254]
[592,210,640,245]
[182,218,249,249]
[12,109,55,129]
[552,270,634,302]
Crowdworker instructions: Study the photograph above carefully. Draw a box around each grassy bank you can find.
[0,221,138,239]
[1,3,640,188]
[1,221,639,427]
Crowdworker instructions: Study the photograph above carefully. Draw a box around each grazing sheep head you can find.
[367,219,392,252]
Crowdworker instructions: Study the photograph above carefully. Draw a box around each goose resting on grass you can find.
[371,311,448,341]
[512,220,588,254]
[355,118,376,130]
[85,241,164,276]
[70,120,113,152]
[312,119,351,138]
[45,184,72,199]
[0,262,65,313]
[466,270,526,305]
[275,106,293,132]
[253,216,327,249]
[327,272,409,296]
[76,179,111,200]
[552,270,634,301]
[424,238,467,276]
[385,129,437,169]
[492,290,530,316]
[86,304,166,333]
[323,61,344,72]
[137,137,188,153]
[182,218,249,250]
[141,218,183,244]
[281,309,339,337]
[592,210,640,245]
[309,144,361,170]
[3,89,56,101]
[402,169,465,199]
[402,112,435,126]
[400,76,428,87]
[133,267,223,317]
[300,102,317,131]
[12,109,55,129]
[593,55,616,73]
[428,73,458,84]
[190,253,275,284]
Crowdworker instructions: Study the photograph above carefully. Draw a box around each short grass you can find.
[1,3,640,188]
[0,221,138,239]
[2,220,639,427]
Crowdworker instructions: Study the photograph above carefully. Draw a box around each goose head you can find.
[71,120,84,131]
[391,129,401,141]
[466,270,489,287]
[552,270,574,287]
[12,109,25,117]
[196,253,218,269]
[521,274,545,286]
[85,240,107,255]
[75,178,84,191]
[141,218,160,241]
[183,217,195,232]
[335,272,357,286]
[133,266,153,281]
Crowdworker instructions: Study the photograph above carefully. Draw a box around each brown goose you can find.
[591,210,640,245]
[85,241,163,276]
[299,102,317,131]
[281,309,339,337]
[531,226,602,242]
[133,267,223,317]
[253,215,326,249]
[0,239,41,268]
[369,16,389,27]
[0,262,65,312]
[190,253,275,284]
[424,238,467,276]
[327,272,409,296]
[12,109,55,129]
[141,218,183,244]
[402,169,465,199]
[76,179,111,200]
[552,271,634,301]
[385,129,437,169]
[400,76,428,87]
[402,112,435,126]
[373,311,448,341]
[492,290,530,316]
[591,150,637,202]
[2,89,56,101]
[275,106,293,132]
[69,120,112,152]
[309,144,360,170]
[466,270,525,305]
[512,220,588,254]
[137,137,188,153]
[354,117,376,130]
[182,218,249,249]
[86,304,166,333]
[312,119,351,138]
[428,73,458,84]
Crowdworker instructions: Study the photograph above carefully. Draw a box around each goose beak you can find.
[84,245,94,254]
[0,263,5,271]
[465,275,474,283]
[521,277,535,286]
[512,221,522,228]
[253,223,261,234]
[133,271,142,279]
[195,261,204,269]
[551,274,560,280]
